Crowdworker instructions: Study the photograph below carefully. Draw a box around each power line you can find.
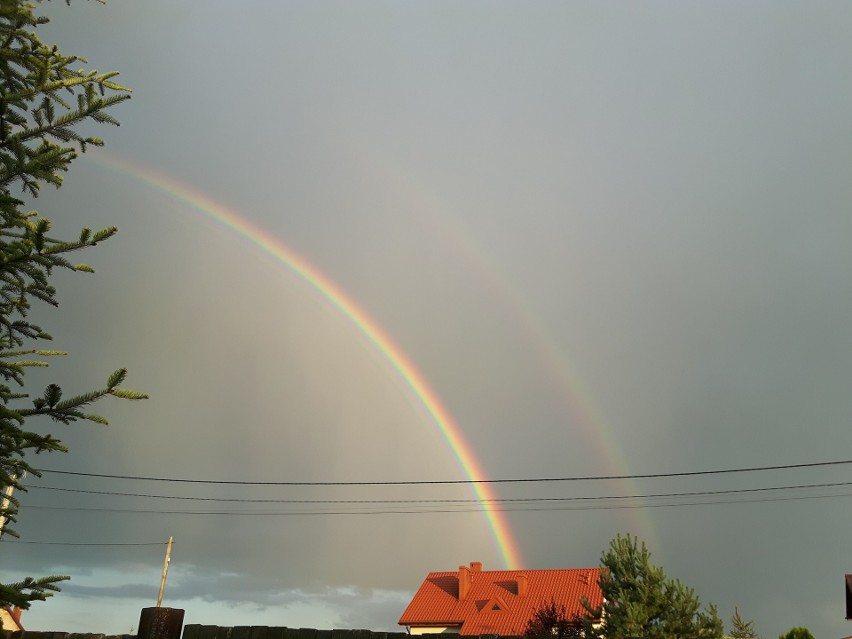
[0,540,168,546]
[33,458,852,486]
[7,490,847,546]
[21,486,852,515]
[26,479,852,504]
[20,491,852,514]
[15,464,852,546]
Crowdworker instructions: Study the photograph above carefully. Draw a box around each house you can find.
[399,561,602,636]
[0,606,24,632]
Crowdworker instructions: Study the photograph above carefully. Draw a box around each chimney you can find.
[470,561,482,572]
[517,574,528,597]
[846,575,852,619]
[459,565,471,600]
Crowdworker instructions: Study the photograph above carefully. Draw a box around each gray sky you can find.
[3,1,852,637]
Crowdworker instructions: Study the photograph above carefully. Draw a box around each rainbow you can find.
[414,198,660,551]
[88,152,524,570]
[338,138,660,551]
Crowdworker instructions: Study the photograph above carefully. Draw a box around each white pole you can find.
[156,536,173,607]
[0,475,17,541]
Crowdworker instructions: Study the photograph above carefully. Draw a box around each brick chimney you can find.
[459,565,472,600]
[470,561,482,572]
[517,574,528,597]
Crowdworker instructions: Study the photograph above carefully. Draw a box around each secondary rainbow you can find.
[90,152,523,570]
[344,137,661,551]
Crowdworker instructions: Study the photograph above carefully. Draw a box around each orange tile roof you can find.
[399,563,602,636]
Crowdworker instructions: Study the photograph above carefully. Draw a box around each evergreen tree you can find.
[729,607,759,639]
[582,534,723,639]
[525,599,583,639]
[0,0,145,614]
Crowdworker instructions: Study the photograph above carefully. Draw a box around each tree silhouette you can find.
[525,599,583,639]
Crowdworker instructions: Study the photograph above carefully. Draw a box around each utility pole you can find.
[156,536,173,607]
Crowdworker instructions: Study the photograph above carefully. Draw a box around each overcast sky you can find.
[3,1,852,637]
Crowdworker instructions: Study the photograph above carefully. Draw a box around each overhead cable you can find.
[26,479,852,504]
[22,488,852,515]
[0,540,169,546]
[33,458,852,486]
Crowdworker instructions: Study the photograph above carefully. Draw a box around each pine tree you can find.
[729,607,759,639]
[582,534,724,639]
[0,0,145,614]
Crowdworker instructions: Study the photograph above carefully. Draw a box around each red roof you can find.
[399,562,602,636]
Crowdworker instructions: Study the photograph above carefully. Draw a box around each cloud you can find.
[51,564,413,633]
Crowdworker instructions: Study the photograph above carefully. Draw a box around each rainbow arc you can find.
[91,153,524,570]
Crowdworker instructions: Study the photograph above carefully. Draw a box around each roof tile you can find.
[399,565,602,636]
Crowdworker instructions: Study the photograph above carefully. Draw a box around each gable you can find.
[477,596,510,613]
